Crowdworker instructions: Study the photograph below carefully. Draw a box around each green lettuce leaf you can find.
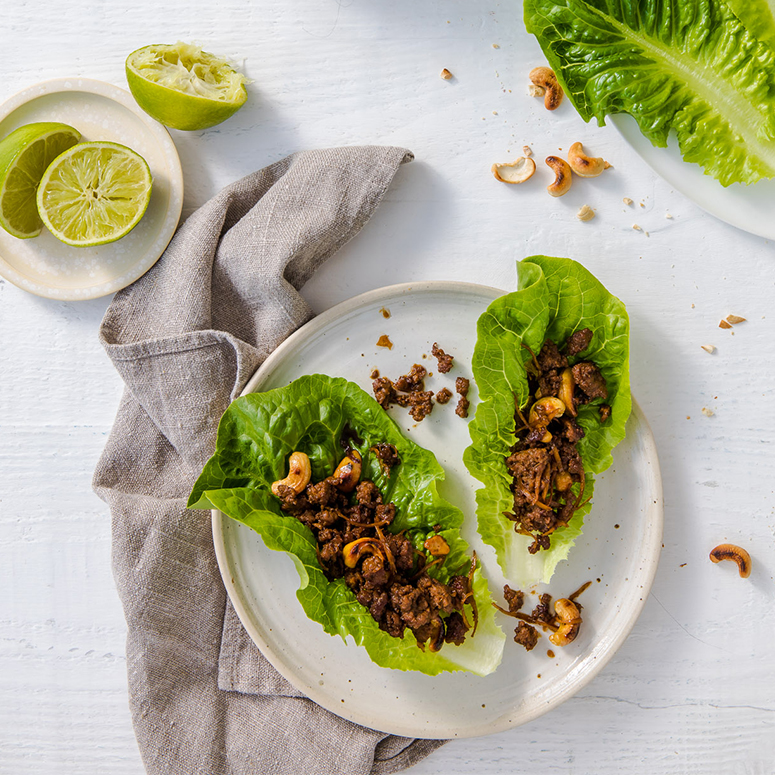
[463,256,630,584]
[524,0,775,186]
[189,374,505,677]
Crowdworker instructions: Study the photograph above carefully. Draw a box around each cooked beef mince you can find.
[275,446,477,651]
[504,328,609,553]
[565,327,593,356]
[513,621,540,651]
[571,361,608,401]
[598,404,611,423]
[494,582,590,652]
[455,377,470,418]
[371,442,401,475]
[372,364,435,422]
[436,387,453,404]
[431,342,454,373]
[372,376,397,409]
[503,584,524,613]
[394,363,426,392]
[395,389,434,422]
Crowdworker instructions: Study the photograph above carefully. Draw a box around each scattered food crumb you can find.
[523,145,533,157]
[719,319,732,329]
[492,43,500,48]
[632,224,642,231]
[376,334,393,349]
[370,369,380,379]
[576,204,595,222]
[639,202,645,208]
[440,68,453,80]
[700,344,716,354]
[666,213,673,219]
[492,110,498,115]
[379,306,391,319]
[623,197,633,205]
[702,407,714,417]
[726,314,746,325]
[679,563,687,568]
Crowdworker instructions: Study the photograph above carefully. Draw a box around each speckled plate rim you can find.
[211,281,664,738]
[0,77,183,300]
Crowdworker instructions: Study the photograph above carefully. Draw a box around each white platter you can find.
[610,113,775,240]
[0,78,183,300]
[212,281,663,738]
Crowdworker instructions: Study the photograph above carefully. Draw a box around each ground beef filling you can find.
[275,444,476,651]
[505,328,609,553]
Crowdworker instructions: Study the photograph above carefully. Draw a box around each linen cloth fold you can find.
[93,146,446,775]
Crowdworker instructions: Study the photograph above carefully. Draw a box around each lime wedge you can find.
[126,42,248,131]
[36,141,153,248]
[0,122,81,238]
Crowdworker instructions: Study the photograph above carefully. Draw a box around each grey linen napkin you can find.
[92,146,446,775]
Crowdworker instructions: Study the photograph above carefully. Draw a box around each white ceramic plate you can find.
[212,282,663,738]
[0,78,183,300]
[610,113,775,240]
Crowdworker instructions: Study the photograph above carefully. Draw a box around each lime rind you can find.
[36,141,152,248]
[126,42,248,131]
[0,122,80,239]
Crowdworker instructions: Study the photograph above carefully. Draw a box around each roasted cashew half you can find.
[545,156,572,197]
[567,142,611,178]
[271,451,312,496]
[548,598,582,647]
[529,66,564,110]
[709,544,752,578]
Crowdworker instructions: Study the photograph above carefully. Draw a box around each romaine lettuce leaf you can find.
[463,256,630,584]
[189,374,505,677]
[524,0,775,186]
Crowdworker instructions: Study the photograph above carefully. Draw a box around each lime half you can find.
[0,122,81,238]
[126,42,248,131]
[36,141,152,248]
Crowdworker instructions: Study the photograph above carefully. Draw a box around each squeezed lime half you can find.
[0,122,81,238]
[126,42,248,130]
[36,141,152,248]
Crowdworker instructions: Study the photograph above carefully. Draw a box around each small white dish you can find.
[211,281,664,738]
[0,78,183,300]
[611,113,775,240]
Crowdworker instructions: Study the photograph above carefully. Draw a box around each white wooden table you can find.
[2,1,773,772]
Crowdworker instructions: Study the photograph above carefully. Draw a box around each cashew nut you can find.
[709,543,752,578]
[548,598,582,647]
[567,142,611,178]
[492,157,536,184]
[529,66,564,110]
[559,368,576,416]
[271,451,312,496]
[545,156,572,197]
[576,204,596,222]
[331,449,362,492]
[528,396,565,428]
[424,535,450,557]
[343,537,384,568]
[428,616,446,653]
